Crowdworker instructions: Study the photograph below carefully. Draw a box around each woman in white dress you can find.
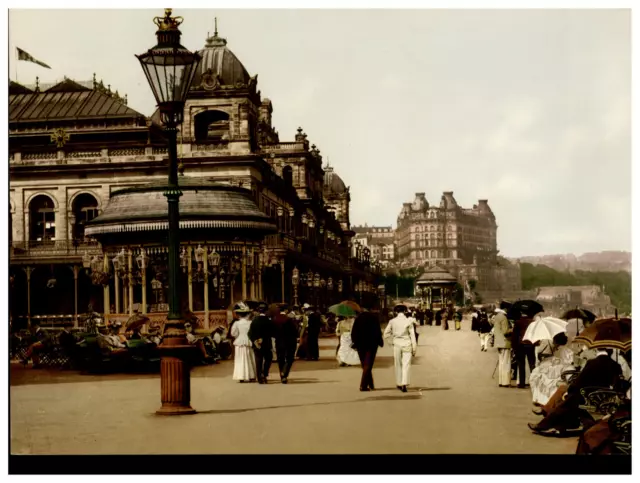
[230,302,257,382]
[529,332,575,406]
[336,316,361,366]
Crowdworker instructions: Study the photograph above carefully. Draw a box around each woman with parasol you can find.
[329,301,362,367]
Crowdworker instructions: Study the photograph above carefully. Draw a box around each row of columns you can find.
[103,245,267,329]
[19,264,82,328]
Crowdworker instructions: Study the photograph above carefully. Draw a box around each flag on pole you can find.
[16,47,51,69]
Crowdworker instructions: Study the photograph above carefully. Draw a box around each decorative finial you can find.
[92,73,97,88]
[124,94,128,105]
[154,8,183,31]
[215,17,218,36]
[35,76,40,92]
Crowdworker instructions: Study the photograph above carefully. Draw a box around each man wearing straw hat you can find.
[384,304,418,393]
[492,302,513,387]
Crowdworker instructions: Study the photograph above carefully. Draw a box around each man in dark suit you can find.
[306,307,322,361]
[248,302,273,384]
[511,315,536,388]
[529,349,623,434]
[351,311,384,391]
[271,305,299,384]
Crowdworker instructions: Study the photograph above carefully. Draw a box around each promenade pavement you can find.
[10,318,578,454]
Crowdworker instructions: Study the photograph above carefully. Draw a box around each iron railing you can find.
[10,239,101,258]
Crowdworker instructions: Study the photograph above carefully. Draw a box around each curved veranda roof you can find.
[415,265,458,286]
[85,178,277,239]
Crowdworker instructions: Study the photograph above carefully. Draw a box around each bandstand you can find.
[84,178,277,329]
[415,265,458,310]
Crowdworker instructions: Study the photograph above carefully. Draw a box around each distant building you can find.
[352,224,395,266]
[535,285,615,317]
[396,192,497,267]
[392,191,521,297]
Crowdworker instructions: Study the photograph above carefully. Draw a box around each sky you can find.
[7,8,632,257]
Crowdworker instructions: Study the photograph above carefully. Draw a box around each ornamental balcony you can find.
[10,239,101,263]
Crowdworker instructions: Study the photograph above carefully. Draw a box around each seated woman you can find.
[184,322,216,364]
[528,348,624,436]
[335,316,360,367]
[529,333,576,407]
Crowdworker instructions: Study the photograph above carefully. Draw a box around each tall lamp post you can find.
[136,8,201,415]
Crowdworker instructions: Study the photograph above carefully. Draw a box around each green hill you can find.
[520,263,631,313]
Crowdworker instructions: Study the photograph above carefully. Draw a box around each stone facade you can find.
[9,28,380,326]
[352,225,395,265]
[395,191,497,268]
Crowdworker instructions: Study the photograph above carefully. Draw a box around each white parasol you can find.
[523,316,568,344]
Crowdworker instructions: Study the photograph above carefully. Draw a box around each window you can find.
[194,110,230,143]
[29,194,56,242]
[72,193,99,241]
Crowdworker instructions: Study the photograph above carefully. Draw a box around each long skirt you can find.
[233,345,257,381]
[393,344,413,386]
[337,333,360,366]
[529,358,575,406]
[497,348,512,386]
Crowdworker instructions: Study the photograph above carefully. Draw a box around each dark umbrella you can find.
[574,317,631,352]
[125,312,150,331]
[561,308,597,323]
[509,300,544,318]
[499,301,513,311]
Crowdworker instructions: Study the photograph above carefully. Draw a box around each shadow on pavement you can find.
[192,391,424,415]
[286,378,337,384]
[373,386,451,392]
[293,355,394,372]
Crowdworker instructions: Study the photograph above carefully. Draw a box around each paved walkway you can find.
[11,319,577,454]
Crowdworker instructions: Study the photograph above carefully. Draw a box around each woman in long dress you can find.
[230,302,257,382]
[529,332,575,406]
[336,316,361,366]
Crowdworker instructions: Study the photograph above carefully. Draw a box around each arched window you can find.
[29,195,56,243]
[194,110,230,143]
[72,193,99,241]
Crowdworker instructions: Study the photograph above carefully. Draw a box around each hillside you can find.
[510,251,631,273]
[520,263,631,313]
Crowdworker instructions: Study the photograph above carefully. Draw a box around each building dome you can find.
[85,178,276,241]
[191,32,252,90]
[324,166,347,195]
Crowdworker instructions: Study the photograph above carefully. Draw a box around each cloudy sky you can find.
[8,8,631,257]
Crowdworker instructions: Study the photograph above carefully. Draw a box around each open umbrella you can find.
[561,308,597,324]
[125,312,150,331]
[339,300,363,313]
[328,302,359,318]
[573,318,631,352]
[508,300,544,319]
[523,316,568,344]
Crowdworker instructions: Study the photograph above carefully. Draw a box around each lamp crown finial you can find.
[154,8,183,31]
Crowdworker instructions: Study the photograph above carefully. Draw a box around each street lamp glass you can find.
[292,267,299,286]
[208,248,221,267]
[136,9,201,125]
[194,244,204,263]
[82,251,92,269]
[136,248,148,269]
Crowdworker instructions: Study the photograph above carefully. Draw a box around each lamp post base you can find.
[156,339,198,416]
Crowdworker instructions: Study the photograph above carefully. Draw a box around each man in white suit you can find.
[384,304,418,393]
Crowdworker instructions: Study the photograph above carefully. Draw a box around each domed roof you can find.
[85,178,276,238]
[191,33,252,90]
[324,166,347,195]
[416,265,458,285]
